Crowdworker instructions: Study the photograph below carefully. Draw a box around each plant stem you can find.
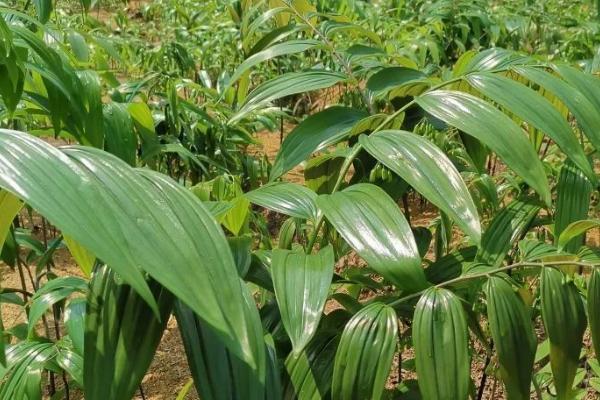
[390,260,600,307]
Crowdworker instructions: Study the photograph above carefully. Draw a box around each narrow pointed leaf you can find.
[271,107,367,180]
[230,71,347,123]
[466,73,594,182]
[413,288,470,400]
[416,90,551,205]
[331,303,398,400]
[272,246,335,354]
[317,183,428,292]
[540,267,586,400]
[486,277,536,400]
[360,130,481,243]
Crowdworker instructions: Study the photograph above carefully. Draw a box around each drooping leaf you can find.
[272,246,335,354]
[513,66,600,153]
[486,277,536,400]
[0,341,55,399]
[540,267,586,400]
[413,288,470,400]
[246,182,319,221]
[360,130,481,243]
[28,277,88,336]
[331,303,398,400]
[229,40,321,87]
[271,107,367,180]
[366,66,428,97]
[230,71,347,123]
[416,90,551,205]
[317,183,429,292]
[0,130,263,368]
[466,73,594,182]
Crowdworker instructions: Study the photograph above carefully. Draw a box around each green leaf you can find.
[84,265,173,400]
[466,73,594,183]
[33,0,52,23]
[103,102,137,166]
[63,235,95,277]
[554,161,593,253]
[229,39,321,87]
[360,130,481,243]
[0,341,56,399]
[230,71,347,123]
[366,66,428,97]
[174,300,280,400]
[588,270,600,360]
[476,198,541,268]
[413,288,470,400]
[270,107,367,180]
[28,277,88,336]
[557,219,600,251]
[540,267,586,400]
[228,235,253,277]
[513,66,600,153]
[304,151,346,194]
[246,182,319,220]
[317,183,429,292]
[64,298,86,356]
[0,190,22,250]
[0,130,263,369]
[486,277,536,400]
[272,246,335,354]
[331,303,398,400]
[416,90,551,205]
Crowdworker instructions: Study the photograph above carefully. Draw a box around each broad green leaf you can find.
[513,66,600,152]
[229,40,321,87]
[466,73,594,182]
[425,246,477,284]
[63,235,95,277]
[486,277,536,400]
[228,235,253,277]
[85,265,173,400]
[540,267,586,400]
[476,198,541,268]
[554,161,592,253]
[0,130,263,369]
[272,246,335,354]
[284,314,343,400]
[317,184,429,292]
[589,270,600,359]
[103,102,137,166]
[331,303,398,400]
[230,71,347,123]
[175,300,280,400]
[413,288,470,400]
[304,151,346,194]
[366,66,427,97]
[360,130,481,243]
[464,48,531,73]
[557,219,600,251]
[222,196,250,236]
[246,182,319,220]
[0,190,22,250]
[270,107,367,180]
[416,90,551,205]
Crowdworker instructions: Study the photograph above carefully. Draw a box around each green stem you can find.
[389,260,600,307]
